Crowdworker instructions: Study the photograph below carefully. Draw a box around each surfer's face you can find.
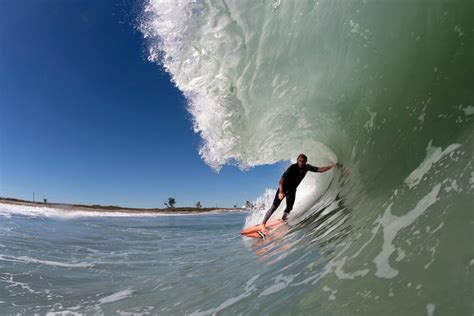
[297,158,307,168]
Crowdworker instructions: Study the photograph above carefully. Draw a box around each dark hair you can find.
[297,153,307,161]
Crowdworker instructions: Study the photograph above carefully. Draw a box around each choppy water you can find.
[1,0,473,314]
[0,207,258,314]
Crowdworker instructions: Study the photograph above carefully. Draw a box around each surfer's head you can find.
[297,154,307,168]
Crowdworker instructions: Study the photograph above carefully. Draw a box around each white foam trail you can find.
[426,303,436,316]
[98,288,134,304]
[46,311,83,316]
[405,141,461,189]
[461,105,474,116]
[1,272,37,294]
[258,273,298,297]
[0,255,93,268]
[373,184,441,278]
[190,275,259,316]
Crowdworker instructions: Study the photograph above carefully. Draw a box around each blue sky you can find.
[0,0,283,208]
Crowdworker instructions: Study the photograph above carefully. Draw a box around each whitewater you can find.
[1,0,473,314]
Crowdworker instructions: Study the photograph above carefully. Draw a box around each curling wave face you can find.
[140,0,473,314]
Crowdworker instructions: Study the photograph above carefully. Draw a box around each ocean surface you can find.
[2,0,473,314]
[0,205,261,315]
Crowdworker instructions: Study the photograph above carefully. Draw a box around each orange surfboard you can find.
[240,219,287,239]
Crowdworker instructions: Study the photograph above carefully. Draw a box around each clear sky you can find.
[0,0,284,208]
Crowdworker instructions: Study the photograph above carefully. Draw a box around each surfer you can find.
[259,154,337,230]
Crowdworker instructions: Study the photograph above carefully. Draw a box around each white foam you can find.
[243,188,277,227]
[405,141,461,189]
[293,242,369,286]
[461,105,474,116]
[98,288,134,304]
[46,310,83,316]
[364,109,377,130]
[373,184,441,278]
[258,274,297,297]
[426,303,435,316]
[0,254,93,268]
[423,240,439,269]
[190,275,259,315]
[1,272,36,294]
[0,202,232,218]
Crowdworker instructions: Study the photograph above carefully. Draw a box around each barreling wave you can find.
[140,0,473,314]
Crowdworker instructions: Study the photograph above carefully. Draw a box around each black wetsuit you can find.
[262,163,320,224]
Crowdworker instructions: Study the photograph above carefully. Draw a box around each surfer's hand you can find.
[278,192,285,200]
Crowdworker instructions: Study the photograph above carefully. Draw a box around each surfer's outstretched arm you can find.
[315,163,337,173]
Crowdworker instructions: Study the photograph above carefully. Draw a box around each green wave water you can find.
[140,0,473,314]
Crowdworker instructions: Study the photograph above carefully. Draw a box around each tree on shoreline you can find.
[164,197,176,208]
[245,201,254,209]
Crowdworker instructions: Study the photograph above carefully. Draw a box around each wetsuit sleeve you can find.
[306,164,319,172]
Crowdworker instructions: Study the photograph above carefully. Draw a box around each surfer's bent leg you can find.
[282,190,296,220]
[262,190,283,225]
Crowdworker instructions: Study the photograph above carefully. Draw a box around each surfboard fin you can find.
[257,230,266,239]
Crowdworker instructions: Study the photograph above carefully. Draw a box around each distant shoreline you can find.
[0,197,247,214]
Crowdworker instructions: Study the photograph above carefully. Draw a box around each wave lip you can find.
[141,1,247,170]
[140,1,340,170]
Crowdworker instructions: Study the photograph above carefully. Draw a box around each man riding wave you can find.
[258,153,337,232]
